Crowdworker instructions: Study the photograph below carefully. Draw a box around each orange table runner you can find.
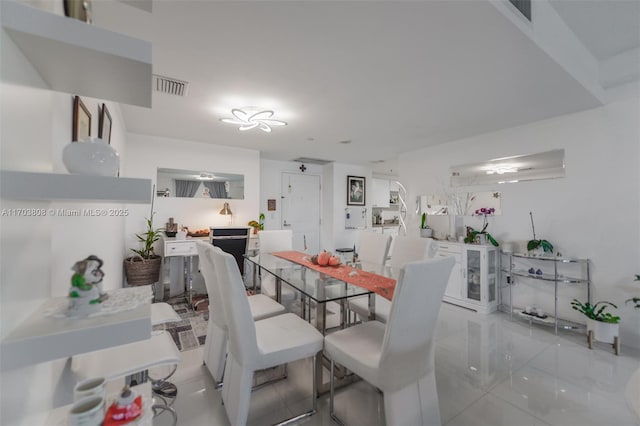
[271,251,396,300]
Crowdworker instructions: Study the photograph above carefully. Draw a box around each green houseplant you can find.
[571,299,620,348]
[626,274,640,308]
[571,299,620,323]
[124,191,162,285]
[420,213,433,238]
[527,211,553,253]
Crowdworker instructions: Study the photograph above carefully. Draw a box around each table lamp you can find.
[219,202,232,225]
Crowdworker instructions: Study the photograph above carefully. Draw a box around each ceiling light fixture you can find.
[196,173,215,180]
[219,107,287,132]
[485,166,518,175]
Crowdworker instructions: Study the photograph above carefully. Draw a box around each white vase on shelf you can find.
[63,137,120,177]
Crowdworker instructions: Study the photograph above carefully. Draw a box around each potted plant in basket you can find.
[571,298,620,353]
[124,193,162,286]
[420,213,433,238]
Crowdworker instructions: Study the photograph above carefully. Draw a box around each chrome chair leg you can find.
[272,354,319,426]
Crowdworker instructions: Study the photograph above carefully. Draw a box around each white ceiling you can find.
[94,1,638,171]
[549,0,640,60]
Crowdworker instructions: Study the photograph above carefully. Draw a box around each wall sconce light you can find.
[219,202,233,225]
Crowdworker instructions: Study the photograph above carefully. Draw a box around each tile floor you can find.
[154,303,639,426]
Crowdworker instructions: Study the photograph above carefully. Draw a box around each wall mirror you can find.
[450,149,565,187]
[418,191,502,216]
[156,168,244,199]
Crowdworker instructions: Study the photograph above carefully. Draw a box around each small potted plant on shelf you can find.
[527,211,553,255]
[464,207,498,246]
[124,191,162,286]
[248,213,265,234]
[420,213,433,238]
[571,298,620,353]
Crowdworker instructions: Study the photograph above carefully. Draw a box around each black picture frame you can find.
[347,175,366,206]
[72,96,91,142]
[63,0,92,23]
[98,103,112,144]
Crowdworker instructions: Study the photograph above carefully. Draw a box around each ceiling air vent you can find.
[153,74,189,97]
[508,0,531,21]
[292,157,333,165]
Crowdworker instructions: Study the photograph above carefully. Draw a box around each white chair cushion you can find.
[348,295,391,323]
[254,313,323,370]
[324,321,386,389]
[248,293,286,321]
[151,302,181,326]
[72,331,181,381]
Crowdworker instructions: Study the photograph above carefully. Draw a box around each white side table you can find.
[158,236,207,305]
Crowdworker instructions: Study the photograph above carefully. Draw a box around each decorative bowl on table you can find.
[187,229,210,237]
[309,251,342,267]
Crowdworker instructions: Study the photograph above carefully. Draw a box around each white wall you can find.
[123,133,260,242]
[323,163,373,252]
[1,33,130,424]
[260,159,324,231]
[123,134,260,294]
[399,98,640,348]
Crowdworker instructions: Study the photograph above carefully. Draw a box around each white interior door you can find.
[281,173,320,254]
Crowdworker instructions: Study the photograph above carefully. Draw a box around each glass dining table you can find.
[244,252,399,393]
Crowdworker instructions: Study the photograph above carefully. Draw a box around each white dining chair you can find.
[356,232,392,273]
[257,230,298,302]
[325,256,455,426]
[349,236,437,323]
[212,246,324,426]
[195,241,286,385]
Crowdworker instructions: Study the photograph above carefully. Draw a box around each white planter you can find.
[587,318,619,344]
[420,228,433,238]
[63,137,120,177]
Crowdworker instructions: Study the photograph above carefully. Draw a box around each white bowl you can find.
[63,138,120,177]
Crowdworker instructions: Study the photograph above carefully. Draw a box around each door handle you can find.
[283,220,291,227]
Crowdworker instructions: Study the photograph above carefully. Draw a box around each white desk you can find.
[158,236,208,305]
[158,234,259,305]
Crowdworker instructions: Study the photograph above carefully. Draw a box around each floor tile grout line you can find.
[488,390,553,426]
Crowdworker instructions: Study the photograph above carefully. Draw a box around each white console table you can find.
[158,236,208,305]
[158,234,259,305]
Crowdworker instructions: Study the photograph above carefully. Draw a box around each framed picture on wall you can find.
[98,103,112,144]
[347,175,366,206]
[63,0,92,24]
[72,96,91,142]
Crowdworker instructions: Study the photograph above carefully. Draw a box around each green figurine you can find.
[68,255,105,315]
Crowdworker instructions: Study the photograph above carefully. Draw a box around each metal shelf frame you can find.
[500,251,591,334]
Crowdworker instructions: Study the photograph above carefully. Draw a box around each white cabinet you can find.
[437,242,463,301]
[371,178,390,208]
[437,242,497,314]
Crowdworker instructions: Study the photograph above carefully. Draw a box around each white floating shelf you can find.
[0,171,152,203]
[1,288,151,371]
[1,0,152,107]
